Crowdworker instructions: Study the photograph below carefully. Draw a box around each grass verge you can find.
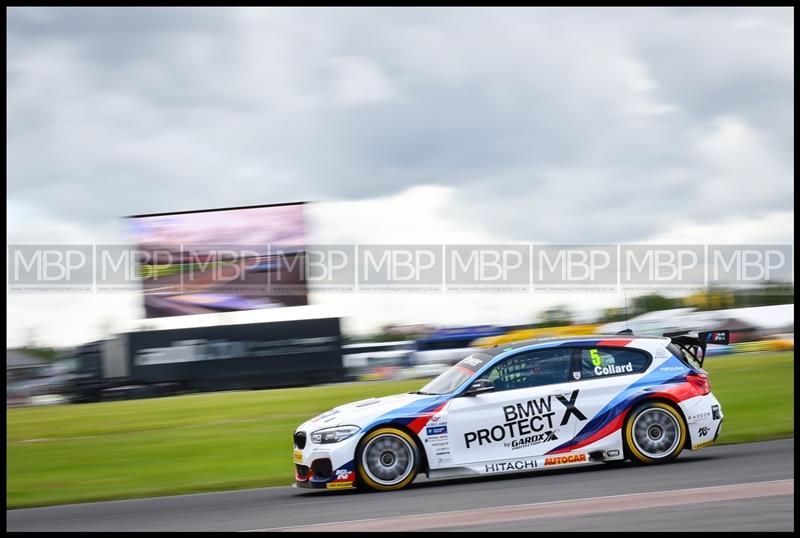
[7,352,793,508]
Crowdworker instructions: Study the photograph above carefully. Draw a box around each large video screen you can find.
[126,203,308,318]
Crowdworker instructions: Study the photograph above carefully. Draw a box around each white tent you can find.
[598,304,794,336]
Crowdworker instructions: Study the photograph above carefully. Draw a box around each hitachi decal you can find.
[484,460,538,473]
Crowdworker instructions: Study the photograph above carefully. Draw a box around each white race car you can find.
[293,331,726,491]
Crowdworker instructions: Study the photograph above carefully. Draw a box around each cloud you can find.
[308,184,498,243]
[328,56,399,106]
[645,211,795,245]
[6,7,794,346]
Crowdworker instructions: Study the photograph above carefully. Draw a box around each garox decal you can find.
[463,390,586,449]
[508,430,558,451]
[544,453,587,466]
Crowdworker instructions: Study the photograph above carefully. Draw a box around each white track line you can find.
[242,479,794,532]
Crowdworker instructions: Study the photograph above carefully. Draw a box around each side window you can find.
[577,347,651,380]
[485,348,572,391]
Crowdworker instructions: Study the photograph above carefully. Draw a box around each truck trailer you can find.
[69,317,344,402]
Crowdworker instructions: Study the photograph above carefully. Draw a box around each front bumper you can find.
[294,476,353,490]
[292,429,360,490]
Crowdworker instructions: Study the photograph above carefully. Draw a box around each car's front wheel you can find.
[356,427,419,491]
[624,401,687,464]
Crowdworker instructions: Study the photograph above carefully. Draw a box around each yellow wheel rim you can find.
[357,428,418,491]
[625,402,686,463]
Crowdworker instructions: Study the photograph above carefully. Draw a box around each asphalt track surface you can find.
[7,439,794,532]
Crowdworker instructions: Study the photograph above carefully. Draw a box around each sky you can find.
[6,7,795,348]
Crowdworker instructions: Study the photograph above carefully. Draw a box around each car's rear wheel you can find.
[624,401,686,464]
[356,427,419,491]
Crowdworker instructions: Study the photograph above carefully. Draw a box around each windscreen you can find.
[416,352,492,395]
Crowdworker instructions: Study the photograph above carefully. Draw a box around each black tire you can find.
[355,427,420,491]
[623,401,687,464]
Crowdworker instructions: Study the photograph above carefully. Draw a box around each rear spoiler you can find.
[663,330,730,368]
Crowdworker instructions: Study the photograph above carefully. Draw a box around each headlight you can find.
[310,425,360,444]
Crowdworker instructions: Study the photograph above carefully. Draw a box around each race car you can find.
[292,330,727,491]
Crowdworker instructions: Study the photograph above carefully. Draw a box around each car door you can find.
[566,345,653,445]
[446,347,584,465]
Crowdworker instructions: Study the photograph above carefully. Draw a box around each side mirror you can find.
[463,378,495,396]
